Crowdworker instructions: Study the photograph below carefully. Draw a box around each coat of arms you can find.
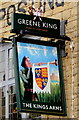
[33,64,50,93]
[35,67,48,90]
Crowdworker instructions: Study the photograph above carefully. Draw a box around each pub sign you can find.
[11,13,60,38]
[13,38,66,115]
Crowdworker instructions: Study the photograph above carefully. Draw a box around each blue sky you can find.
[17,42,59,77]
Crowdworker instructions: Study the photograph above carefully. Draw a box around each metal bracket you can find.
[57,40,68,57]
[0,34,18,44]
[60,20,67,36]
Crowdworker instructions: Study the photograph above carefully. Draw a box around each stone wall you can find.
[42,2,78,118]
[0,1,78,119]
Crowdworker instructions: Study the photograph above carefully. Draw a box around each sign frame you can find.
[13,37,67,116]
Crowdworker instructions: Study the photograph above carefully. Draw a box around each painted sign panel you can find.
[11,13,60,37]
[13,39,66,115]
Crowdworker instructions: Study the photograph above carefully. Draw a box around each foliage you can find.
[37,83,61,103]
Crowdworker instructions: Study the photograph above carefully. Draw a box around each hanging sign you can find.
[13,38,66,115]
[11,13,60,38]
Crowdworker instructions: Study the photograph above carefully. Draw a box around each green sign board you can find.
[13,38,66,115]
[11,13,60,37]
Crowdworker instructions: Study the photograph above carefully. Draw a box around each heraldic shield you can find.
[33,64,50,93]
[35,67,48,90]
